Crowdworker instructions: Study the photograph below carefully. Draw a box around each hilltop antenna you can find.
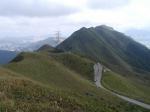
[55,31,60,44]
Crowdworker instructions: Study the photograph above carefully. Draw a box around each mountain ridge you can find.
[57,25,150,77]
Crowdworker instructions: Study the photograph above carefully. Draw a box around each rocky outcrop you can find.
[94,63,103,87]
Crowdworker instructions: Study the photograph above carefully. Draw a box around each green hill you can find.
[56,25,150,104]
[2,50,148,112]
[49,50,150,105]
[37,44,62,53]
[57,25,150,77]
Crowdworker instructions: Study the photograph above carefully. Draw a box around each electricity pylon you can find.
[55,31,60,44]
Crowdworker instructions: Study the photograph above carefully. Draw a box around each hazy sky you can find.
[0,0,150,43]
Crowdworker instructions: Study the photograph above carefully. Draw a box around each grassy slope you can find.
[56,27,133,76]
[56,27,150,106]
[50,52,95,80]
[3,52,149,112]
[56,26,150,87]
[51,52,150,104]
[102,71,150,104]
[0,67,87,112]
[5,52,93,92]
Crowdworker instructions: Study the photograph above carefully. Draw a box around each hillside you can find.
[48,50,150,105]
[0,50,18,64]
[0,67,92,112]
[3,50,149,111]
[50,52,95,80]
[56,25,150,104]
[57,25,150,78]
[37,44,62,53]
[102,70,150,104]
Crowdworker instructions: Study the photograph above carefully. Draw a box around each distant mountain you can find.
[0,37,65,52]
[0,50,18,64]
[57,25,150,76]
[23,37,64,51]
[0,37,33,51]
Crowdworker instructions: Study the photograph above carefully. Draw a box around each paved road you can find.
[100,78,150,109]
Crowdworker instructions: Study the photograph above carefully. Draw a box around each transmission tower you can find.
[55,31,60,44]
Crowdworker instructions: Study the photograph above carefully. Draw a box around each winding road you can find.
[94,63,150,109]
[100,75,150,110]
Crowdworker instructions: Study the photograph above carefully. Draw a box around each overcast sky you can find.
[0,0,150,45]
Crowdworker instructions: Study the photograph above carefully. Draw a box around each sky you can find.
[0,0,150,46]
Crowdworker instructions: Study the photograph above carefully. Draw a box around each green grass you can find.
[0,70,84,112]
[5,52,94,92]
[102,71,150,104]
[1,52,149,111]
[51,52,95,80]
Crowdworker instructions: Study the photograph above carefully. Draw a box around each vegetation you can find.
[37,44,62,53]
[2,51,149,111]
[51,52,95,80]
[56,25,150,81]
[102,70,150,104]
[0,25,150,111]
[56,25,150,105]
[0,68,84,112]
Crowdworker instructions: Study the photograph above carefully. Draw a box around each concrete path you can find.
[93,63,150,109]
[100,76,150,109]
